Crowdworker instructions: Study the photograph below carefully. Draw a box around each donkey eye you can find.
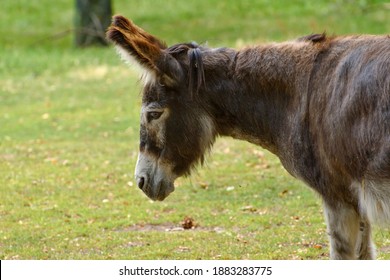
[147,111,163,122]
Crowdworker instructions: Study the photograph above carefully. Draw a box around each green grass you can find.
[1,0,390,260]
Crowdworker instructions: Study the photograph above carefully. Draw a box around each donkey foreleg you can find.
[323,202,364,259]
[356,219,376,260]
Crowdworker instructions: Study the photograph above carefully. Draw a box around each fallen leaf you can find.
[241,205,257,212]
[176,246,191,252]
[279,189,289,197]
[44,157,58,164]
[181,216,196,230]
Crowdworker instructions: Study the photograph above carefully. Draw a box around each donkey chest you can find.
[276,123,348,193]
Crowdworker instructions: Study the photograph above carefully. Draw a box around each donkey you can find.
[106,15,390,259]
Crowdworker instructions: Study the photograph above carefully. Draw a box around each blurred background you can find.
[2,0,390,49]
[1,0,389,260]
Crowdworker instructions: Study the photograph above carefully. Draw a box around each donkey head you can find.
[107,16,216,201]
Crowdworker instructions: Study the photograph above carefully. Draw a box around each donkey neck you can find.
[207,42,314,154]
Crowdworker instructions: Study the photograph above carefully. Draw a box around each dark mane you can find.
[167,42,205,97]
[297,33,327,43]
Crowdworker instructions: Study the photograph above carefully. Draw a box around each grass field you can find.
[1,0,390,260]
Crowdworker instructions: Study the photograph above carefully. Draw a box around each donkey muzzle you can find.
[134,153,175,201]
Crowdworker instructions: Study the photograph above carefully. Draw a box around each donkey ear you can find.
[106,15,167,74]
[107,16,184,85]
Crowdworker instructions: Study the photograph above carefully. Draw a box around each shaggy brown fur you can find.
[107,15,390,259]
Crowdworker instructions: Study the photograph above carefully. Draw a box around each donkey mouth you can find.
[136,176,174,201]
[151,181,174,201]
[157,187,174,201]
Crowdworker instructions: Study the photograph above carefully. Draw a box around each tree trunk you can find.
[74,0,112,47]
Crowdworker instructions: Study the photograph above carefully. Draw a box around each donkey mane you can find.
[297,32,328,43]
[167,42,206,97]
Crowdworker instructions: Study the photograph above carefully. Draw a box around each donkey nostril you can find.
[138,177,145,189]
